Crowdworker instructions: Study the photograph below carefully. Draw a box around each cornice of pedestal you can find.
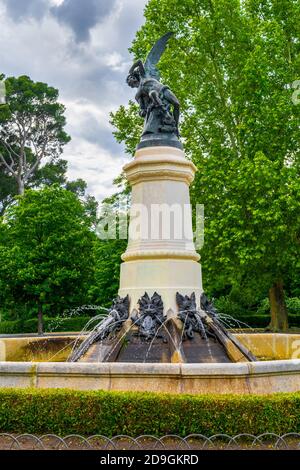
[123,146,197,186]
[121,249,200,262]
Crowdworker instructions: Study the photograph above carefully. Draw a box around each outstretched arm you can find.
[128,59,145,78]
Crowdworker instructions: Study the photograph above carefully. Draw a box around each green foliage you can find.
[214,297,258,318]
[218,313,300,329]
[1,311,300,332]
[0,75,70,152]
[45,316,93,333]
[215,294,300,317]
[0,74,94,215]
[0,320,23,335]
[0,316,91,334]
[0,388,299,436]
[89,238,127,308]
[196,153,300,299]
[110,0,300,327]
[229,314,269,328]
[0,171,17,215]
[0,75,71,195]
[110,101,143,156]
[0,186,96,324]
[256,298,271,315]
[286,297,300,315]
[214,294,300,327]
[88,191,129,307]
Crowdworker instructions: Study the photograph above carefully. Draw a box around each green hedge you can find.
[224,315,269,328]
[1,314,300,333]
[214,296,300,328]
[0,316,92,334]
[229,314,300,329]
[0,388,299,436]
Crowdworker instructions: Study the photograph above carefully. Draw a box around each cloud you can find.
[65,139,127,201]
[0,0,147,202]
[63,98,121,154]
[2,0,49,20]
[51,0,116,42]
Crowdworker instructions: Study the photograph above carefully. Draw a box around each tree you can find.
[0,155,94,216]
[89,238,127,308]
[192,151,300,331]
[88,189,130,307]
[0,186,95,334]
[0,75,70,195]
[111,0,300,330]
[0,169,17,214]
[0,74,96,224]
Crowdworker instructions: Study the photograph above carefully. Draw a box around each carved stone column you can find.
[118,145,203,316]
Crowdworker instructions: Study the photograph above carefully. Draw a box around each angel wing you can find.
[144,32,173,80]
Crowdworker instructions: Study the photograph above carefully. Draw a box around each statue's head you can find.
[110,295,130,320]
[126,71,140,88]
[138,292,164,317]
[176,292,197,312]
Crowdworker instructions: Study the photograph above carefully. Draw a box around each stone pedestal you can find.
[118,145,203,316]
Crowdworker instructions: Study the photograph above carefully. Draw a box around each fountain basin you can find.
[0,332,300,361]
[1,332,299,361]
[0,335,78,362]
[236,333,300,360]
[0,360,300,394]
[0,333,299,395]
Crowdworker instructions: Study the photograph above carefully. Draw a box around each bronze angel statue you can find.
[126,32,180,143]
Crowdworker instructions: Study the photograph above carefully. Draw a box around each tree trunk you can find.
[38,303,44,336]
[17,177,24,195]
[268,280,288,332]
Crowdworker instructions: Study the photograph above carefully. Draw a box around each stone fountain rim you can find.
[0,360,299,394]
[1,359,300,376]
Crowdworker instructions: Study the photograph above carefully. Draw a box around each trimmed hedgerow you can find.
[0,388,299,436]
[0,316,91,334]
[217,314,300,329]
[1,315,300,334]
[0,315,300,334]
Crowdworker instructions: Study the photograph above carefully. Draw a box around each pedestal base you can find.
[119,145,202,318]
[118,258,202,316]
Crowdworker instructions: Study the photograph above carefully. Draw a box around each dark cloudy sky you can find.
[0,0,147,201]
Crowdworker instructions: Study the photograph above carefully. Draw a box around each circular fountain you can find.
[58,33,300,394]
[1,33,300,395]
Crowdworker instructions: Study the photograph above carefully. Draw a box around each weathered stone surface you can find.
[119,146,202,316]
[236,333,300,360]
[36,362,111,391]
[181,362,250,376]
[0,359,299,394]
[0,362,37,388]
[0,336,77,361]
